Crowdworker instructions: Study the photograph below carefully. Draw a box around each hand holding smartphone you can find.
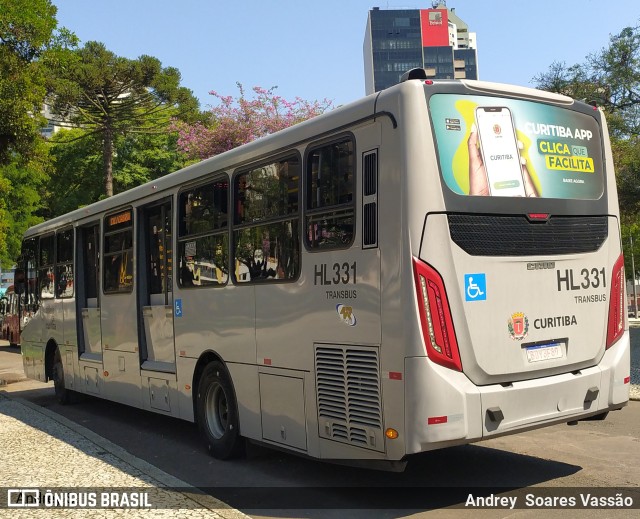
[474,107,526,197]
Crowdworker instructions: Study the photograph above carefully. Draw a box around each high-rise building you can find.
[363,3,478,95]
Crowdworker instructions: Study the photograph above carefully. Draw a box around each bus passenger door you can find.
[139,200,176,372]
[77,224,102,359]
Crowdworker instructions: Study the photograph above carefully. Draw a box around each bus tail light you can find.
[606,253,625,349]
[413,258,462,371]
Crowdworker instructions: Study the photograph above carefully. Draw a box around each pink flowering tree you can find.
[174,83,333,160]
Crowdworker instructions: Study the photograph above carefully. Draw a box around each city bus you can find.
[0,282,36,347]
[16,76,630,470]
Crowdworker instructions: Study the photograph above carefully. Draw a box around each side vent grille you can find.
[363,203,377,246]
[315,344,383,452]
[362,150,378,249]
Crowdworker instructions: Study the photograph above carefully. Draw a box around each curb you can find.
[0,392,250,519]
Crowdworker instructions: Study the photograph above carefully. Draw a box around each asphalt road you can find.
[1,341,639,518]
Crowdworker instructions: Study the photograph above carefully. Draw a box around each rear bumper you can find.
[404,332,630,455]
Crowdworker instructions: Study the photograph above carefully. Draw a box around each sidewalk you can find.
[0,393,252,518]
[0,341,248,518]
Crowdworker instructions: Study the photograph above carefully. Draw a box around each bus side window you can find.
[103,210,134,294]
[232,156,301,283]
[38,234,55,300]
[178,177,229,287]
[55,228,74,299]
[305,138,355,250]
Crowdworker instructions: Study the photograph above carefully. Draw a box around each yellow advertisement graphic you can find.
[545,155,594,173]
[538,140,594,173]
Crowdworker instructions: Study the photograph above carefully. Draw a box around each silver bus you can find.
[17,77,630,470]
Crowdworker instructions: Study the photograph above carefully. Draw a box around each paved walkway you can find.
[0,383,248,517]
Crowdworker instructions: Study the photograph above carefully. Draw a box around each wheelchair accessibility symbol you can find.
[464,274,486,301]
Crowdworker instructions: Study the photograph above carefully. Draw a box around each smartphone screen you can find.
[475,107,526,196]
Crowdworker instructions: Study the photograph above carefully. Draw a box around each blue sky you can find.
[52,0,639,110]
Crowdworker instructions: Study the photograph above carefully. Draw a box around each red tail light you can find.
[413,258,462,371]
[606,253,625,349]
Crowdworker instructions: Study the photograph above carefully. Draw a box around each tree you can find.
[534,24,640,279]
[533,24,640,139]
[46,126,189,218]
[0,0,75,264]
[174,83,333,160]
[0,142,48,266]
[49,41,200,197]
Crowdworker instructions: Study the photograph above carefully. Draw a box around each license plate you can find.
[525,341,564,363]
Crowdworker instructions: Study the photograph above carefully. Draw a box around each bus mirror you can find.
[14,268,25,295]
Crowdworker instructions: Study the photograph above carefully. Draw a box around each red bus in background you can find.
[1,286,21,346]
[0,278,37,347]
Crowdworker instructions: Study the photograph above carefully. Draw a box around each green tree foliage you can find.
[0,0,74,265]
[46,127,189,218]
[0,0,54,162]
[533,24,640,139]
[534,24,640,279]
[48,41,200,197]
[0,149,48,264]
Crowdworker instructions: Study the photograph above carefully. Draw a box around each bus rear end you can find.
[397,79,630,455]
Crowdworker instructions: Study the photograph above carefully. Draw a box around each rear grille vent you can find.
[448,214,608,256]
[315,344,383,452]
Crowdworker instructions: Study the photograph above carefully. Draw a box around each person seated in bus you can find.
[180,258,200,287]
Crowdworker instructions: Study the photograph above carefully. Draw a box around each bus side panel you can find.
[376,107,415,461]
[21,339,46,382]
[174,284,256,365]
[100,292,142,407]
[226,362,262,440]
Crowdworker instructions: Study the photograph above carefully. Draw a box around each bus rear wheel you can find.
[196,361,244,459]
[52,347,74,404]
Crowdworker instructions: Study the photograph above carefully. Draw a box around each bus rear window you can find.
[428,94,604,200]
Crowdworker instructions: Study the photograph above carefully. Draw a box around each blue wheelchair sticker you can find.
[464,274,486,301]
[174,299,183,317]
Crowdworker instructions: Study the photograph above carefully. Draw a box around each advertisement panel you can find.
[429,94,604,200]
[421,9,449,47]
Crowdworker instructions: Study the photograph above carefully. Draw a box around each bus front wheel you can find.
[196,361,244,459]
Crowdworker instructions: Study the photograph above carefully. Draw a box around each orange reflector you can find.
[103,371,109,377]
[428,416,447,425]
[385,428,399,439]
[264,358,272,365]
[185,384,191,391]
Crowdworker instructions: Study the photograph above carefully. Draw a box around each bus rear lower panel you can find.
[403,332,630,455]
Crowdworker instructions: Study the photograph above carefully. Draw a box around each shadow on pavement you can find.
[4,385,581,516]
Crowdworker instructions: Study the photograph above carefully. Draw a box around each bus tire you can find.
[53,347,74,405]
[196,361,244,459]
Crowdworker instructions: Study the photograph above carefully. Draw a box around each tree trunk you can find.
[103,128,114,197]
